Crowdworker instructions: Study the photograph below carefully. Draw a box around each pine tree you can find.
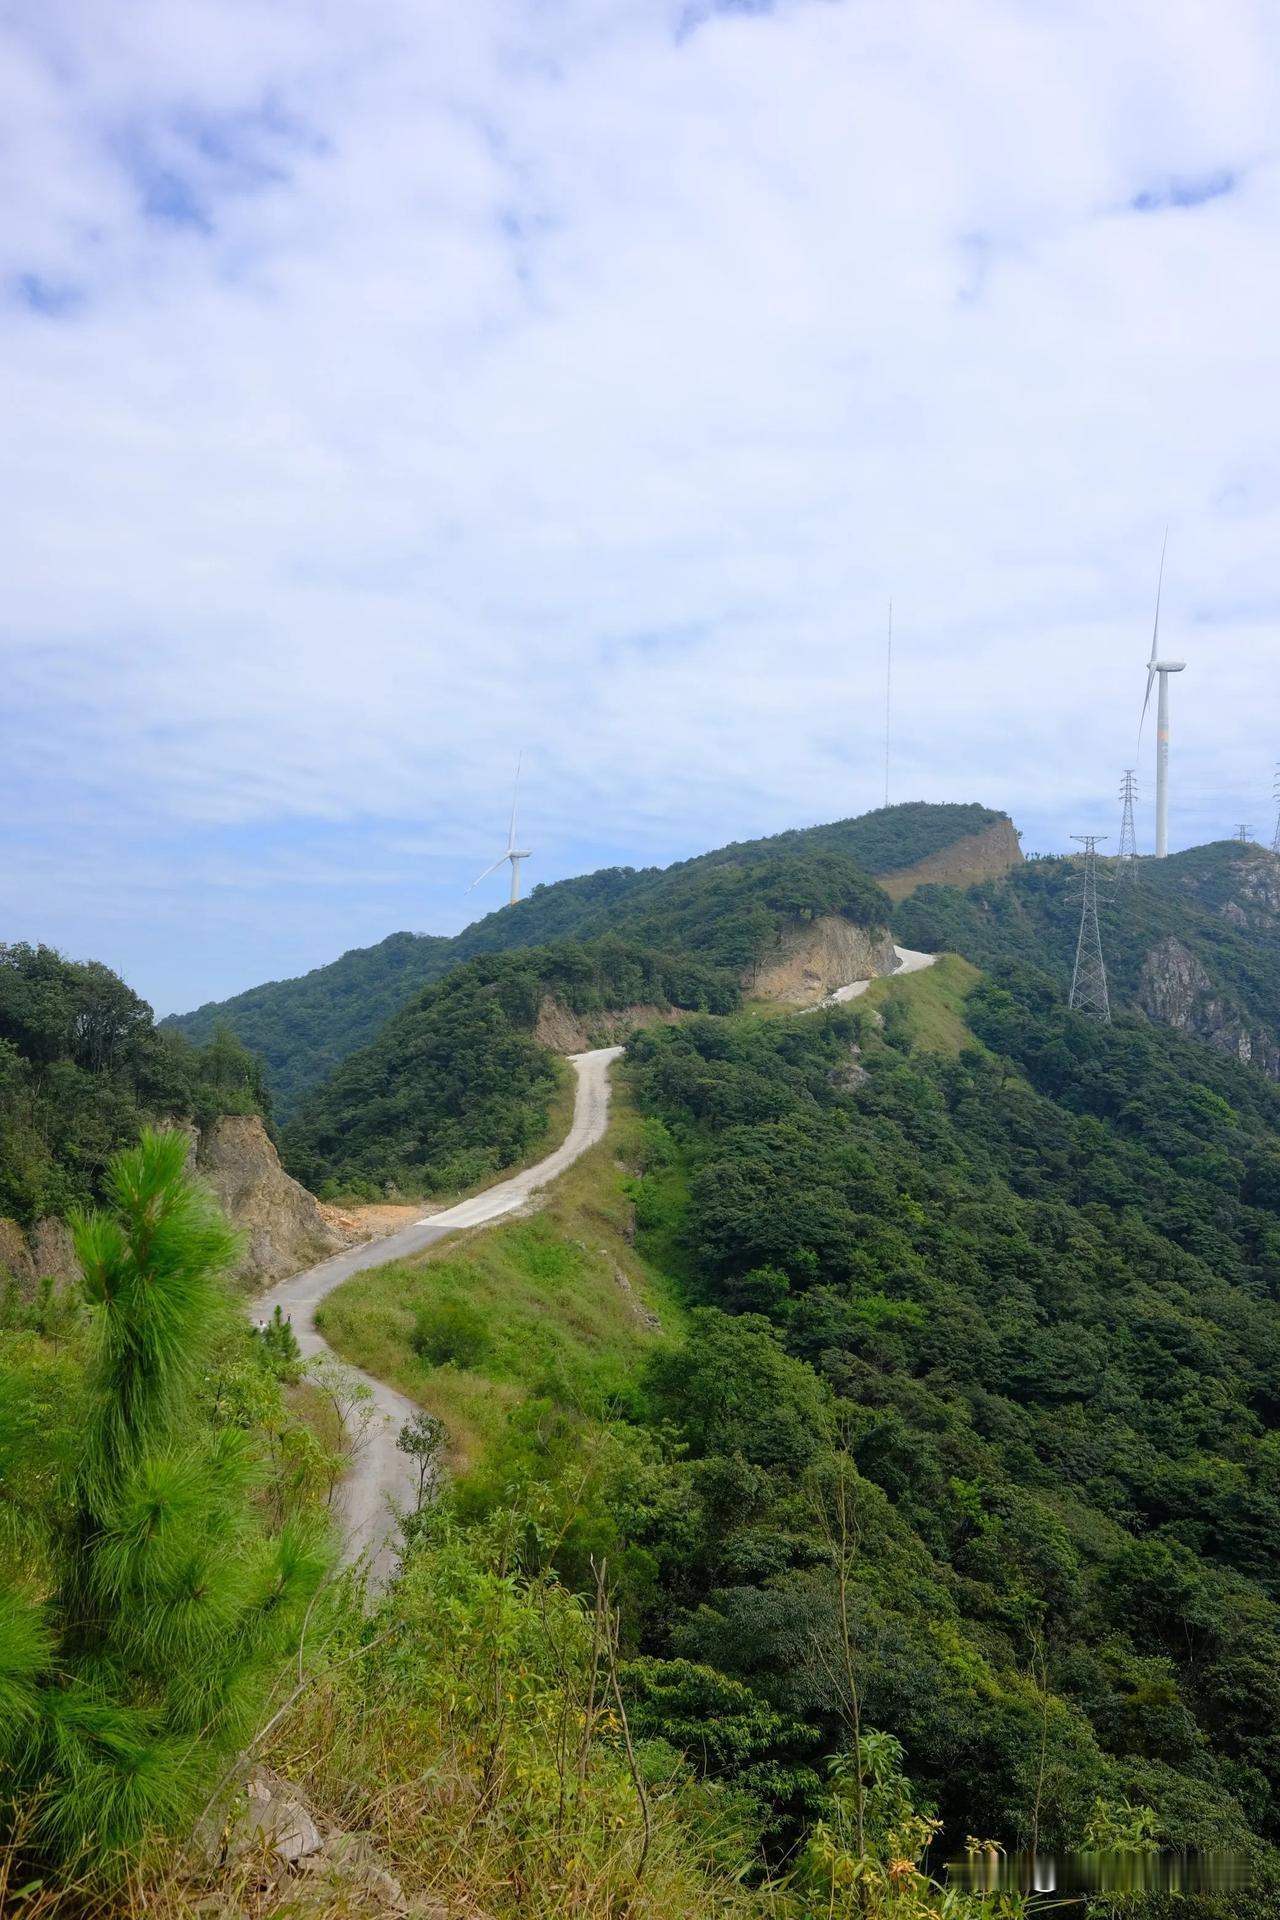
[0,1128,332,1876]
[258,1301,303,1378]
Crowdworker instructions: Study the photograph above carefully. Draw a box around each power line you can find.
[1116,769,1139,878]
[1069,835,1111,1024]
[883,600,893,810]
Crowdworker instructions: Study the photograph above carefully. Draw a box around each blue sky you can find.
[2,0,1278,1015]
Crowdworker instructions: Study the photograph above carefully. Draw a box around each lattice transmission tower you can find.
[1116,769,1139,879]
[1235,824,1254,845]
[1272,767,1280,856]
[1069,835,1111,1023]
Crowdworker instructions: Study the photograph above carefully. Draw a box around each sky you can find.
[2,0,1278,1016]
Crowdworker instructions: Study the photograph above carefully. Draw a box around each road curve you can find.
[252,1046,624,1584]
[824,942,936,1004]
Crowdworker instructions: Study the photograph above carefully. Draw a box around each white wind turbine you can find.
[1139,530,1186,859]
[468,755,532,906]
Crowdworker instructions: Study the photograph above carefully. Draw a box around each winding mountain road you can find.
[256,946,938,1585]
[252,1045,624,1584]
[823,943,936,1004]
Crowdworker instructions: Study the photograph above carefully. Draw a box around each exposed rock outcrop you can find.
[196,1114,344,1287]
[1138,936,1280,1079]
[0,1120,408,1300]
[880,819,1024,902]
[746,914,897,1007]
[0,1218,34,1288]
[195,1765,433,1915]
[534,997,686,1052]
[1218,847,1280,928]
[32,1217,78,1286]
[0,1215,81,1294]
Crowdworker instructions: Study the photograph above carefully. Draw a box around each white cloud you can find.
[2,0,1279,1009]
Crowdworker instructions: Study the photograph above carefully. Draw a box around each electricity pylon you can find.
[1069,835,1111,1023]
[1116,770,1139,882]
[1235,824,1254,845]
[1272,767,1280,856]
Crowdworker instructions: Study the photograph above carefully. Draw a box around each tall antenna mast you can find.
[1117,769,1139,875]
[1069,835,1111,1023]
[883,600,893,810]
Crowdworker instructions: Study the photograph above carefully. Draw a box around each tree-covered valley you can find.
[6,802,1280,1918]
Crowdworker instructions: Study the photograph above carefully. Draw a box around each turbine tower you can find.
[1069,835,1111,1024]
[468,754,532,907]
[1138,531,1185,859]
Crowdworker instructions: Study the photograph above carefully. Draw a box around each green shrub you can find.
[412,1298,491,1369]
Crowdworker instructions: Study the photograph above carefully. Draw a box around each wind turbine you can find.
[1138,530,1186,859]
[468,755,531,907]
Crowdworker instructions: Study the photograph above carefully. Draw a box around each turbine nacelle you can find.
[1152,660,1185,673]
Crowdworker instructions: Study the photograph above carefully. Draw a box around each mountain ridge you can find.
[163,801,1018,1114]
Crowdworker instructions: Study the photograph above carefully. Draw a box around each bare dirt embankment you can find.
[878,819,1023,902]
[534,997,687,1051]
[0,1121,426,1303]
[196,1115,345,1286]
[746,914,897,1007]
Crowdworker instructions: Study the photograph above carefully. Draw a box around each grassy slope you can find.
[316,1081,680,1469]
[740,951,981,1050]
[860,952,982,1054]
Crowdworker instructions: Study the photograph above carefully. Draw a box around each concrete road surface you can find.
[823,943,936,1006]
[252,1045,624,1584]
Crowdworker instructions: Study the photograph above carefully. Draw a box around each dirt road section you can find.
[252,1046,624,1585]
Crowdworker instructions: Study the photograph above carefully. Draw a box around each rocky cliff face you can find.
[747,914,898,1007]
[880,819,1024,902]
[0,1216,79,1294]
[1217,848,1280,929]
[195,1114,344,1288]
[1,1116,348,1300]
[1138,936,1280,1079]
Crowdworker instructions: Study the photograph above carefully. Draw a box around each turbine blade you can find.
[508,750,523,851]
[1148,526,1167,667]
[466,854,509,893]
[1138,528,1167,748]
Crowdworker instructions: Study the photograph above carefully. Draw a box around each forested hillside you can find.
[0,942,268,1229]
[282,936,737,1197]
[164,802,998,1113]
[604,969,1280,1861]
[896,840,1280,1076]
[300,948,1280,1915]
[162,928,453,1116]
